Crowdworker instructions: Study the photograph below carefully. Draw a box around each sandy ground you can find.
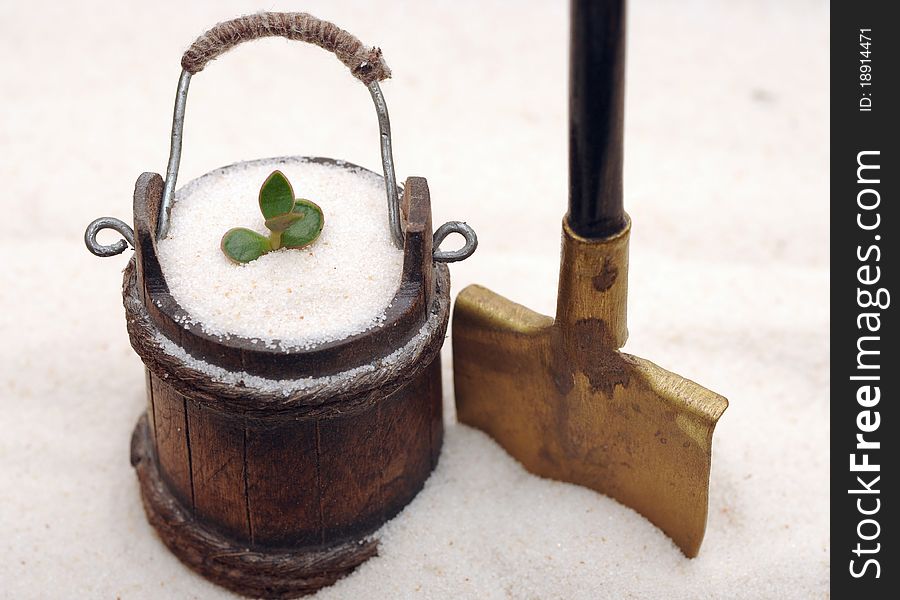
[0,0,828,598]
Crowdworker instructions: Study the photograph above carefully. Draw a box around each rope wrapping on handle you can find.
[181,12,391,84]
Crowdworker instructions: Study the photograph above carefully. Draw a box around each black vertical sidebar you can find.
[831,1,897,597]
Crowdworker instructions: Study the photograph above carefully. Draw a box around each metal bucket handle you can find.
[85,11,476,263]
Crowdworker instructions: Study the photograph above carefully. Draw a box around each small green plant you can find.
[221,170,324,264]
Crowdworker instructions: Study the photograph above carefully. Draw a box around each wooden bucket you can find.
[84,13,476,599]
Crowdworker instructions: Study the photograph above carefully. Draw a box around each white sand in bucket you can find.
[156,157,404,349]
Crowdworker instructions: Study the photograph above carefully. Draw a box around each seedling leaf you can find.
[282,200,325,248]
[259,170,295,219]
[221,228,271,264]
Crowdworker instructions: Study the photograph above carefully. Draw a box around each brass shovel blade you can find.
[453,219,727,557]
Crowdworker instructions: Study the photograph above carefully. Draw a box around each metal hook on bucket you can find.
[84,217,135,257]
[433,222,478,263]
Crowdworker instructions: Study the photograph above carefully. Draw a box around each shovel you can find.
[452,0,728,557]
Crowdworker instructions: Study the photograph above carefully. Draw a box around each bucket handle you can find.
[85,12,476,263]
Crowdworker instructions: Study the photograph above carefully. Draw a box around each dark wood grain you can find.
[400,176,434,307]
[137,335,445,595]
[318,410,384,542]
[375,368,435,523]
[132,172,164,306]
[427,360,444,469]
[187,404,251,541]
[150,374,193,510]
[144,368,156,445]
[131,415,378,599]
[245,419,322,548]
[314,357,438,543]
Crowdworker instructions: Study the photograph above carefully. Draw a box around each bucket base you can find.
[130,414,378,598]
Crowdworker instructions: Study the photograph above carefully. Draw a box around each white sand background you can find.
[0,0,828,598]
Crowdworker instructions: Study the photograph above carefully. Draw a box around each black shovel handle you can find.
[568,0,627,239]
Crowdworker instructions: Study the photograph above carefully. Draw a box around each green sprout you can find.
[221,170,324,264]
